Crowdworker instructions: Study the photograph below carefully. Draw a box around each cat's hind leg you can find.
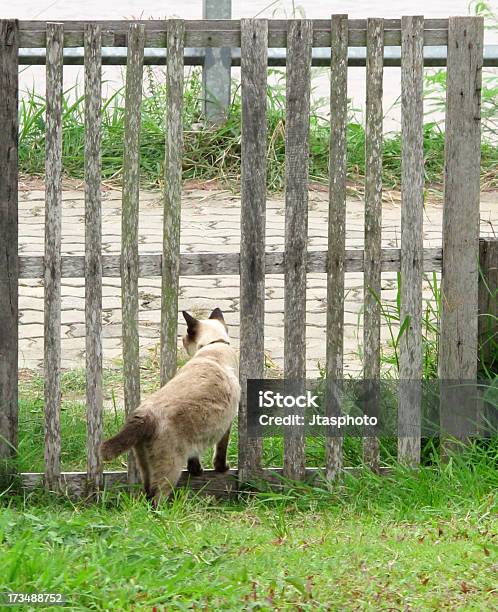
[133,442,154,501]
[213,427,231,473]
[150,454,183,506]
[187,455,203,476]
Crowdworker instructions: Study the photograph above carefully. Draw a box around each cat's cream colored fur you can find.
[101,308,239,503]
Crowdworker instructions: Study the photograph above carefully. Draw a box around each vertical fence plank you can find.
[398,16,424,465]
[122,23,145,484]
[363,18,383,472]
[238,18,268,482]
[440,16,483,381]
[440,17,483,440]
[0,20,19,477]
[325,14,348,480]
[44,22,63,491]
[160,19,184,385]
[283,19,312,481]
[84,24,103,491]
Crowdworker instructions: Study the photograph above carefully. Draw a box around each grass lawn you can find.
[18,68,498,194]
[1,459,497,610]
[3,261,497,609]
[2,374,497,610]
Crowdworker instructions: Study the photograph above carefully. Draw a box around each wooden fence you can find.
[0,17,491,497]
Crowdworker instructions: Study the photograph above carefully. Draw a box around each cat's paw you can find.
[187,457,204,477]
[213,459,230,473]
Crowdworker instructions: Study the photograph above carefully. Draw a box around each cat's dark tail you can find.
[101,413,155,460]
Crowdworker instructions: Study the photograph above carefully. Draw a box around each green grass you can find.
[1,447,497,609]
[7,346,497,607]
[3,276,498,610]
[18,67,498,192]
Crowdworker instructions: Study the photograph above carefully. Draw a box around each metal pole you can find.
[202,0,232,124]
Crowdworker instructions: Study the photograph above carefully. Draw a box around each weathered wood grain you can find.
[44,22,63,491]
[398,16,424,465]
[363,18,383,472]
[238,18,268,481]
[122,24,145,484]
[160,20,184,385]
[0,20,19,474]
[440,16,483,382]
[440,18,483,442]
[325,14,348,480]
[84,24,103,492]
[18,248,444,279]
[478,238,498,374]
[19,465,392,498]
[18,18,450,32]
[17,19,450,48]
[283,20,312,481]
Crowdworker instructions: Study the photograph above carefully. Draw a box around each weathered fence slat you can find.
[160,19,184,385]
[325,14,348,480]
[0,19,19,474]
[398,16,424,465]
[18,247,444,279]
[84,24,103,491]
[283,19,312,481]
[440,16,483,382]
[238,18,268,481]
[122,23,145,484]
[363,18,383,472]
[440,17,483,440]
[44,22,63,491]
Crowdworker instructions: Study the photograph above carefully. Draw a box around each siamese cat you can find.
[101,308,239,504]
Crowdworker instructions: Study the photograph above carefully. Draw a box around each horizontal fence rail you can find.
[18,18,455,48]
[17,249,444,278]
[0,16,488,498]
[18,45,498,67]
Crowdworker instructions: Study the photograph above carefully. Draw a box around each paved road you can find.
[18,184,497,377]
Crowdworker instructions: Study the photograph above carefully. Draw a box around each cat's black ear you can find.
[182,311,198,336]
[209,308,225,323]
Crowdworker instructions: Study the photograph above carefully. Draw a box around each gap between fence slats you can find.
[122,23,145,485]
[238,18,268,482]
[440,17,483,441]
[325,14,348,480]
[44,22,63,492]
[283,19,312,481]
[478,238,498,373]
[84,24,103,491]
[0,19,19,473]
[398,16,424,465]
[363,18,383,473]
[160,19,184,386]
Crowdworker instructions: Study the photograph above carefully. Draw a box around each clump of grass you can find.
[18,67,498,191]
